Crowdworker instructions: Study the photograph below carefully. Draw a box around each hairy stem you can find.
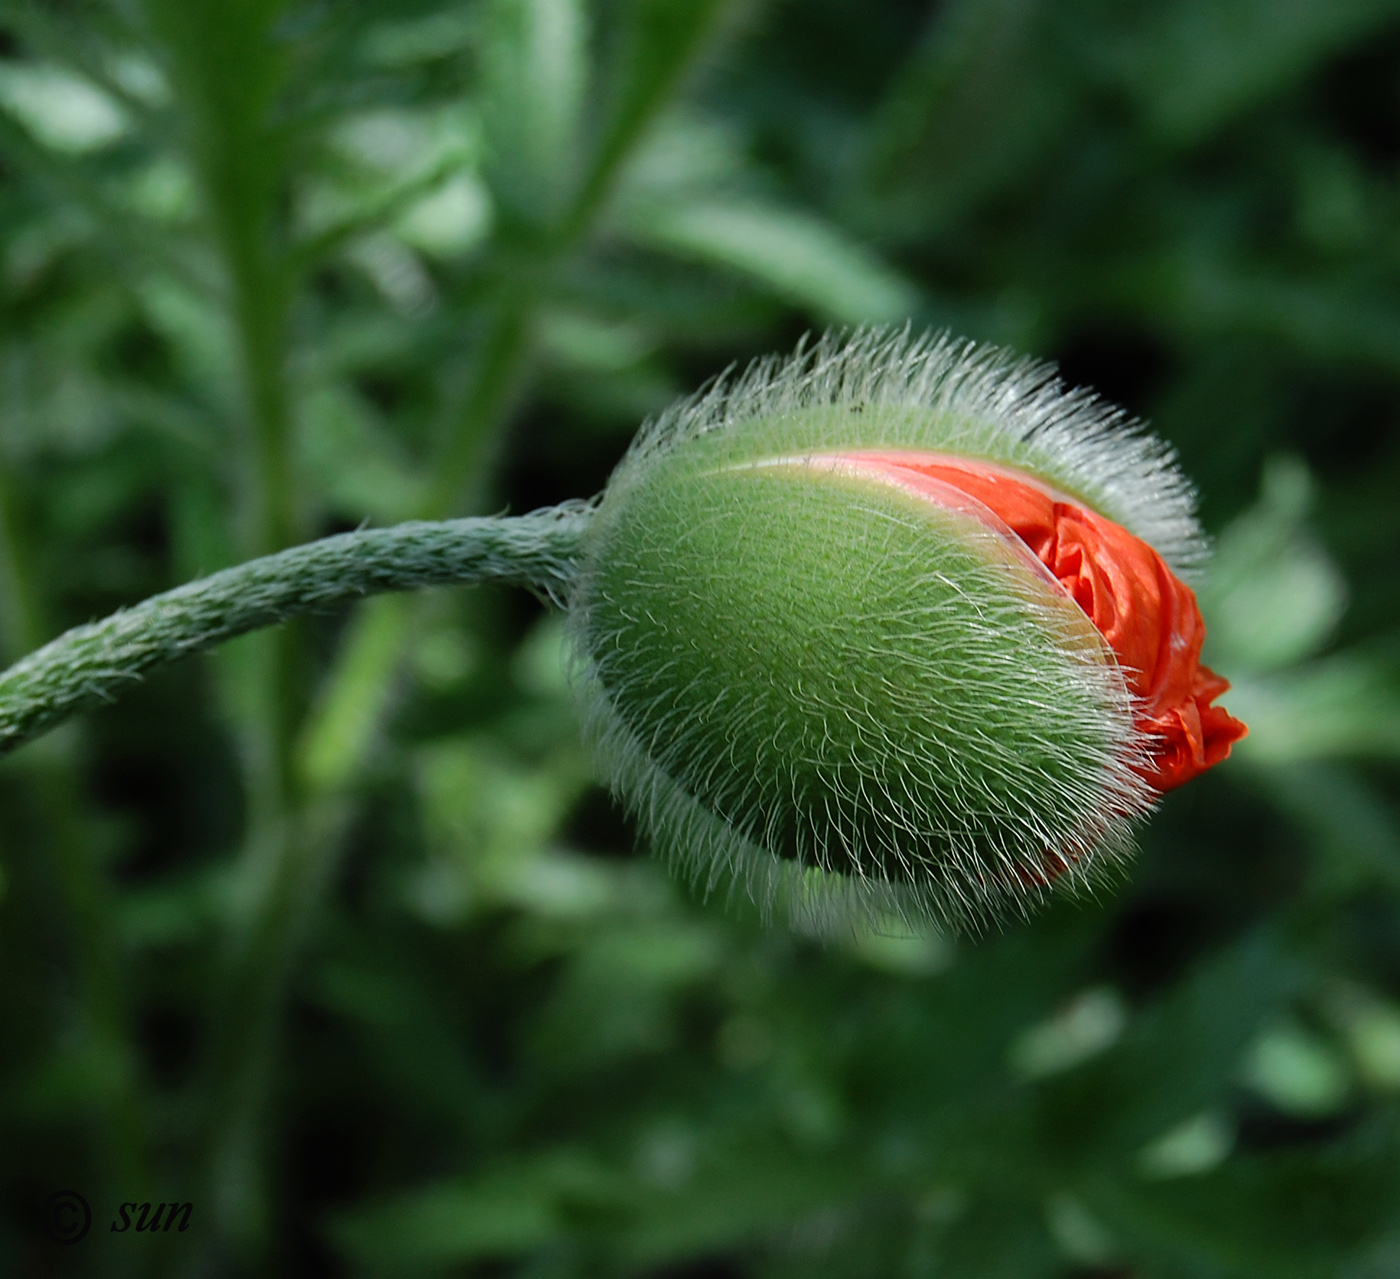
[0,507,591,759]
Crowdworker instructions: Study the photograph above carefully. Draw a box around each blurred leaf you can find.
[625,198,918,323]
[1229,645,1400,764]
[1103,0,1400,146]
[303,103,484,258]
[1094,1118,1400,1278]
[865,0,1068,233]
[0,61,128,153]
[1203,456,1347,673]
[1334,989,1400,1094]
[1036,931,1296,1165]
[620,1141,860,1266]
[1045,1191,1119,1267]
[357,8,477,69]
[328,1168,565,1271]
[1010,986,1127,1080]
[481,0,589,231]
[569,0,734,229]
[297,595,408,792]
[1244,1020,1352,1118]
[1137,1110,1234,1180]
[932,1193,1062,1278]
[1251,763,1400,897]
[296,381,425,523]
[844,920,953,977]
[396,174,492,259]
[310,949,492,1137]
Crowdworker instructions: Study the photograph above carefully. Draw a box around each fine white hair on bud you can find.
[614,327,1207,578]
[568,328,1216,936]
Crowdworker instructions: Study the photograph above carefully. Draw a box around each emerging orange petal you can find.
[827,450,1248,792]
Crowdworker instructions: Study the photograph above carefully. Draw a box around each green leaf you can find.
[620,1142,860,1265]
[624,198,918,323]
[1106,0,1400,145]
[933,1193,1063,1279]
[1202,457,1348,673]
[568,0,734,232]
[1035,931,1296,1166]
[296,381,424,524]
[865,0,1069,233]
[1249,764,1400,897]
[481,0,589,232]
[1227,645,1400,765]
[1093,1118,1400,1278]
[0,62,128,153]
[328,1172,562,1272]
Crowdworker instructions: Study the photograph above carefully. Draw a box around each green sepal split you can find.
[570,330,1190,935]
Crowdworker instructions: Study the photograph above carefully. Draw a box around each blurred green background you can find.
[2,1,1400,1276]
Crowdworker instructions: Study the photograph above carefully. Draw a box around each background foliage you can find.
[2,0,1400,1276]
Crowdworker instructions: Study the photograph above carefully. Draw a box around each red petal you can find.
[836,451,1248,792]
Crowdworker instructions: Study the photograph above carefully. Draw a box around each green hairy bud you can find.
[569,329,1213,935]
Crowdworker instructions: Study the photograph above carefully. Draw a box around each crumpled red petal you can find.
[841,451,1248,792]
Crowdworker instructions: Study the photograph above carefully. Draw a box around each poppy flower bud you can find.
[569,330,1245,934]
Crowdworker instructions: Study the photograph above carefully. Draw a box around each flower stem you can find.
[0,507,591,759]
